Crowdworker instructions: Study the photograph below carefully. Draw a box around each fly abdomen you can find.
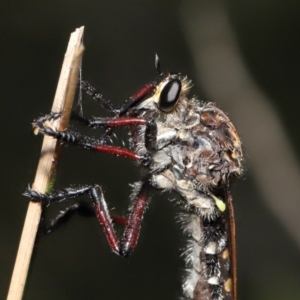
[183,206,233,300]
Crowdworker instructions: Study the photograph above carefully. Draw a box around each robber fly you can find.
[24,55,243,300]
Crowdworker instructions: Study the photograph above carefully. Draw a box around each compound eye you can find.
[158,78,182,112]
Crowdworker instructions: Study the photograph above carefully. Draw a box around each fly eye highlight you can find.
[158,78,182,112]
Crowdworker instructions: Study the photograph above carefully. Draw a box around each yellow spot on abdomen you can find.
[211,195,226,212]
[221,248,229,259]
[224,278,232,292]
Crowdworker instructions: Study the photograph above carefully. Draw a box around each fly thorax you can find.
[171,131,223,187]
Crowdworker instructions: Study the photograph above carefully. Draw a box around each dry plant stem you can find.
[7,27,85,300]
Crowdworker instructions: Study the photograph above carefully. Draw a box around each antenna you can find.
[155,53,162,76]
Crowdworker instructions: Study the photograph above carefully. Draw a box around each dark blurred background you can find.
[1,1,300,299]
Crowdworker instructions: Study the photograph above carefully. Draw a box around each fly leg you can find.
[24,182,151,256]
[32,112,156,162]
[38,201,127,234]
[79,79,156,116]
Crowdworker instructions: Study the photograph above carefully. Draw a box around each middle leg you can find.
[32,112,156,162]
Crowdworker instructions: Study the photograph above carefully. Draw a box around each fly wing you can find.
[223,186,237,300]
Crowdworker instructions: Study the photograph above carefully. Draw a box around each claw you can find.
[23,187,43,202]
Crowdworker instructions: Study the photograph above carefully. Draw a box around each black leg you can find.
[43,202,94,233]
[24,182,151,256]
[79,79,156,116]
[80,80,116,113]
[41,201,127,234]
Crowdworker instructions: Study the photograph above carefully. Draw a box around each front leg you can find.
[24,182,151,256]
[79,79,156,116]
